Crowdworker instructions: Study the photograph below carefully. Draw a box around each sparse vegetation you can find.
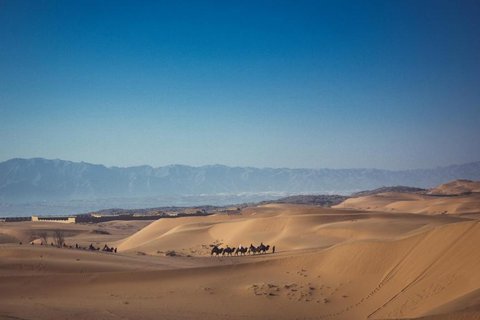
[165,250,177,257]
[92,229,110,235]
[352,186,426,197]
[29,230,49,244]
[38,231,49,244]
[53,230,65,247]
[262,195,349,207]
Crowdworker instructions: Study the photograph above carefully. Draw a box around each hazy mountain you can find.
[1,158,480,203]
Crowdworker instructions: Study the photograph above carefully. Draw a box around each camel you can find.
[248,244,259,255]
[222,246,235,256]
[210,245,224,256]
[258,244,270,254]
[235,246,248,255]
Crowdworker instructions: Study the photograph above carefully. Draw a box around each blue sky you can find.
[1,0,479,170]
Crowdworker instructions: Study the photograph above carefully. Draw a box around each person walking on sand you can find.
[272,245,276,254]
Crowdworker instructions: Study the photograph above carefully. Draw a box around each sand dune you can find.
[1,191,480,319]
[116,204,464,255]
[334,192,480,215]
[0,220,152,245]
[334,180,480,215]
[428,179,480,195]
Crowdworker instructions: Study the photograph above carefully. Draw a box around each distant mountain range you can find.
[1,158,480,204]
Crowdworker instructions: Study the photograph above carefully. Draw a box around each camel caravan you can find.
[26,241,117,253]
[210,243,275,256]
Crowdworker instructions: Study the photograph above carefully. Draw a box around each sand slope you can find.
[0,220,152,245]
[334,192,480,215]
[1,201,480,320]
[334,180,480,215]
[116,204,464,255]
[428,179,480,195]
[1,218,479,320]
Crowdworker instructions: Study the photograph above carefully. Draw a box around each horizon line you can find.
[2,157,479,173]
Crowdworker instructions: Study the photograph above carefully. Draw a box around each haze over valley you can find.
[1,158,480,216]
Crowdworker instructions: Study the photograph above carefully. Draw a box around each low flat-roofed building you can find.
[31,216,76,223]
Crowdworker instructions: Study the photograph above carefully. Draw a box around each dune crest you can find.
[427,179,480,196]
[334,180,480,215]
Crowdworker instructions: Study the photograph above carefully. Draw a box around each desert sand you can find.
[334,180,480,216]
[1,180,480,320]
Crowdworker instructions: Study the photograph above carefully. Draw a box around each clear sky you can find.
[1,0,479,170]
